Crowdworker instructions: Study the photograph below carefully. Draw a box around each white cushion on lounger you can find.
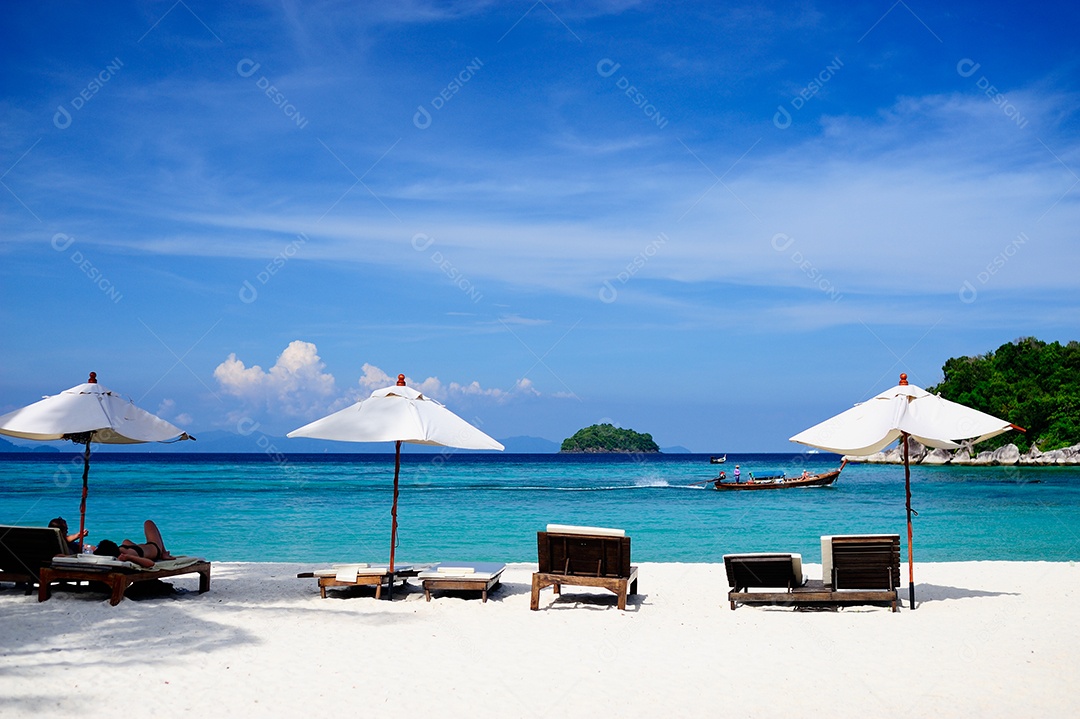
[821,536,835,587]
[546,524,625,537]
[51,554,140,570]
[417,562,506,580]
[313,564,410,581]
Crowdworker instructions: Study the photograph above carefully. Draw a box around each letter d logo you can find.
[596,58,621,78]
[236,58,261,78]
[239,279,258,304]
[51,233,75,251]
[54,105,72,130]
[413,105,432,130]
[773,105,792,130]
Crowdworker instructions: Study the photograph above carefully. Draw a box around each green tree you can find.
[560,424,661,453]
[929,337,1080,452]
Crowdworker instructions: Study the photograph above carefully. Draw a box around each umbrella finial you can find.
[899,373,908,386]
[87,372,98,384]
[396,374,406,386]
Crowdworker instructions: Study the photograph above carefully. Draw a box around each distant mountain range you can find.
[0,432,694,454]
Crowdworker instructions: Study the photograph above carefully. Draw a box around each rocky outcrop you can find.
[843,442,1080,466]
[921,448,952,465]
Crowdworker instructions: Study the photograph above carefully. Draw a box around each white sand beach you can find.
[2,561,1077,718]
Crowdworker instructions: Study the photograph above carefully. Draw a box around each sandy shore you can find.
[2,561,1077,718]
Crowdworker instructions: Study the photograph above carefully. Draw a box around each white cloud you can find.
[214,348,548,426]
[214,340,337,417]
[155,398,193,427]
[356,363,541,404]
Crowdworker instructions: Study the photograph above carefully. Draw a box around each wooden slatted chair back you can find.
[724,554,799,590]
[537,532,632,579]
[831,535,901,590]
[0,526,68,581]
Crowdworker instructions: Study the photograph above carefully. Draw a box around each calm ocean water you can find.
[2,452,1078,564]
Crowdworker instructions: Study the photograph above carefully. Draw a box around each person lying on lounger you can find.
[93,520,175,568]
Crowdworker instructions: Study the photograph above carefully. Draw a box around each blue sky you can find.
[1,1,1077,452]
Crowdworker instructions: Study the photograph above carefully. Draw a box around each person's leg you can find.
[143,520,173,559]
[117,547,155,568]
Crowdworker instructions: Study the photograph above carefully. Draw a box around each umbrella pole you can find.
[903,432,915,610]
[78,438,90,550]
[388,440,402,598]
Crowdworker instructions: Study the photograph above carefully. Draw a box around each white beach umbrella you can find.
[790,373,1019,608]
[288,374,503,573]
[0,372,193,542]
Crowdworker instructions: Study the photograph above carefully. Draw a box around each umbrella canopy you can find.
[790,373,1018,608]
[0,372,193,542]
[287,374,503,575]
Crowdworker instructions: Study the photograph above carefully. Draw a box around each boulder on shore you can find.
[921,448,952,465]
[990,444,1021,465]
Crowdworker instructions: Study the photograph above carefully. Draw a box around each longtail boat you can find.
[709,466,843,491]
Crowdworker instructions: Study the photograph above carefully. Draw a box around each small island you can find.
[560,423,661,453]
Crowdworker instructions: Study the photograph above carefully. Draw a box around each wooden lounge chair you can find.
[823,534,901,611]
[297,564,418,600]
[530,524,639,611]
[38,555,211,606]
[724,553,806,610]
[726,535,901,612]
[0,525,69,590]
[417,562,506,603]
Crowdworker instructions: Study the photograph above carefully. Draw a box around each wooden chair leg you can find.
[530,574,541,610]
[108,577,126,606]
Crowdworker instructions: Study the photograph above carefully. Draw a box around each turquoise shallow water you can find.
[2,452,1078,564]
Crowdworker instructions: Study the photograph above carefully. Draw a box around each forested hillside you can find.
[928,337,1080,452]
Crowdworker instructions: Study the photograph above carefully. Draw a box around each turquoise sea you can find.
[2,453,1078,564]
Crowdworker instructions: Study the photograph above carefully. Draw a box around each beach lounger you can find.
[726,536,901,611]
[297,564,417,600]
[530,524,639,611]
[821,534,901,611]
[723,553,806,610]
[417,562,506,603]
[0,525,69,590]
[38,554,211,606]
